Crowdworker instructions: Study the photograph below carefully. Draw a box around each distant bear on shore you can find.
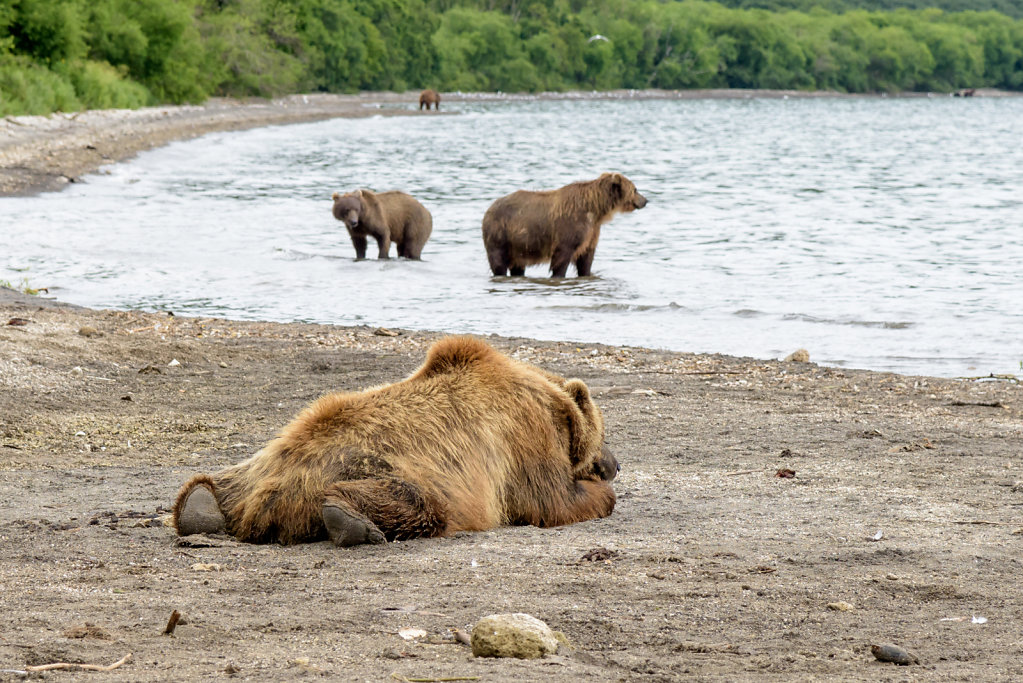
[172,336,618,546]
[419,89,440,110]
[481,173,647,277]
[331,189,432,260]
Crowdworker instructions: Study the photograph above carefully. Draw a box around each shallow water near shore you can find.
[2,96,1021,377]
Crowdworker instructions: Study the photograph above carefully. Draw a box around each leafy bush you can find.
[1,0,1023,116]
[66,59,151,109]
[0,55,79,115]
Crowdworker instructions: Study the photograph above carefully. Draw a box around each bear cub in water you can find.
[332,189,432,260]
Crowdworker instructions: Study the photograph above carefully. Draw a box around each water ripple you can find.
[2,96,1022,377]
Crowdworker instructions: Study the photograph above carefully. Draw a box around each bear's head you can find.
[601,172,647,213]
[331,190,364,230]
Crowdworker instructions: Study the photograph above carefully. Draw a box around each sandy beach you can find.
[1,93,1022,681]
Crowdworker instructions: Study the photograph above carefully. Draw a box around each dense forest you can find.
[1,0,1021,115]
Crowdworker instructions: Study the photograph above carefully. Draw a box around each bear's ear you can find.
[355,189,364,198]
[562,379,601,466]
[606,173,624,200]
[564,379,591,409]
[331,191,340,201]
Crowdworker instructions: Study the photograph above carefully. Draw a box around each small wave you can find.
[541,302,685,313]
[733,309,763,318]
[783,313,915,329]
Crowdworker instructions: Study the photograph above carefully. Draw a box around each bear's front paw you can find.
[322,504,386,547]
[591,444,620,482]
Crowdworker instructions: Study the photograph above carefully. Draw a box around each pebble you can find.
[871,643,919,665]
[78,325,100,337]
[784,348,810,362]
[827,601,854,611]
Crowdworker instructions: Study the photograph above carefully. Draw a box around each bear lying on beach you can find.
[481,172,647,277]
[419,89,440,110]
[331,189,433,260]
[173,336,618,546]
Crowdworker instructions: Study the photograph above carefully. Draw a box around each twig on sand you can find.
[677,370,748,376]
[390,674,480,683]
[950,400,1005,408]
[949,519,1006,527]
[723,469,759,476]
[25,653,132,672]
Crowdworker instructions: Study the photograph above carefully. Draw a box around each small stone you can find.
[373,327,399,337]
[871,643,919,665]
[167,358,181,367]
[784,349,810,363]
[827,601,854,611]
[70,366,84,378]
[471,613,559,659]
[190,562,222,572]
[219,361,228,368]
[78,325,101,338]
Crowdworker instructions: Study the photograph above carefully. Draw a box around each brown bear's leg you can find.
[375,233,391,259]
[550,244,577,278]
[507,469,616,528]
[509,266,525,277]
[322,500,386,547]
[323,477,448,546]
[351,234,368,260]
[403,239,424,260]
[173,475,227,536]
[575,248,596,277]
[485,242,509,276]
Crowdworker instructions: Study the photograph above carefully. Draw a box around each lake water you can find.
[2,96,1021,378]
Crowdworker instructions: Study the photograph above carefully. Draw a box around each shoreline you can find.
[3,88,1017,196]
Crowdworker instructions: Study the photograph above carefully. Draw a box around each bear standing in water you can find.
[173,337,618,547]
[419,89,440,110]
[331,189,433,260]
[481,172,647,277]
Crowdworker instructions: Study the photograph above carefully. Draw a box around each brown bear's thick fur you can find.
[419,89,440,110]
[331,189,433,260]
[172,336,618,546]
[481,172,648,278]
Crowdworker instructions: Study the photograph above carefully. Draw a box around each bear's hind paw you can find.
[176,485,226,536]
[322,504,386,547]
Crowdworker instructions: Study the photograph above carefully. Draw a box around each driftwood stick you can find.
[390,673,480,683]
[26,653,132,672]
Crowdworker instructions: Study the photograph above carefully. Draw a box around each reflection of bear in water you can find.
[331,189,433,260]
[173,336,618,547]
[419,89,440,110]
[481,173,647,278]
